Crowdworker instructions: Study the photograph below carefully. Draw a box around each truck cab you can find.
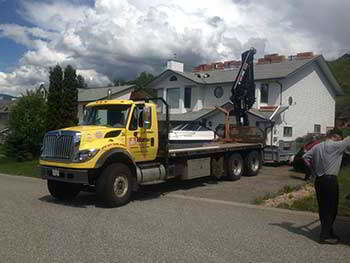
[40,99,161,206]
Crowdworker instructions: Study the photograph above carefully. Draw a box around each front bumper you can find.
[40,166,93,184]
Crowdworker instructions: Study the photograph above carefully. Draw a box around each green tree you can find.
[46,65,64,131]
[77,74,88,89]
[6,90,47,160]
[62,65,79,127]
[46,64,84,130]
[132,72,155,88]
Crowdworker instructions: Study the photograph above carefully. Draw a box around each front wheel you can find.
[96,163,134,207]
[47,180,81,201]
[226,153,244,181]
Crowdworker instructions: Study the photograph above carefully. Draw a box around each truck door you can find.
[126,104,157,162]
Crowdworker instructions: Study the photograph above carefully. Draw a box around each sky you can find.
[0,0,349,96]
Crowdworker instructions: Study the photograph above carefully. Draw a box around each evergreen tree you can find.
[62,65,79,127]
[133,72,155,88]
[77,74,88,89]
[46,65,63,131]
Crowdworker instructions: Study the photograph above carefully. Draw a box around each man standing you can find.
[303,129,350,244]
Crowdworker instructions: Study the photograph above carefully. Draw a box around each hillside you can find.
[328,54,350,119]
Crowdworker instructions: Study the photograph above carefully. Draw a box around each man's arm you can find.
[303,148,314,173]
[340,137,350,153]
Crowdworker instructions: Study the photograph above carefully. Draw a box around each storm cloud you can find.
[0,0,349,95]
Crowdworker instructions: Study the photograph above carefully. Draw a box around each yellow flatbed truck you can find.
[40,48,263,207]
[39,98,263,207]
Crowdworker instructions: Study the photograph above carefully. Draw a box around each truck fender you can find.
[95,149,137,179]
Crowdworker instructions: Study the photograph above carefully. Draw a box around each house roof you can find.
[78,85,135,102]
[150,55,343,96]
[0,100,14,113]
[158,108,213,121]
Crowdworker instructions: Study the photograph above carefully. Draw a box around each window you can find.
[83,105,131,128]
[326,126,334,133]
[314,124,321,133]
[157,88,164,110]
[260,83,269,104]
[283,127,293,137]
[144,106,152,129]
[169,75,178,81]
[214,86,223,98]
[166,88,180,109]
[184,87,191,108]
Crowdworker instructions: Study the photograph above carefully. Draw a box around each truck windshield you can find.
[82,105,131,128]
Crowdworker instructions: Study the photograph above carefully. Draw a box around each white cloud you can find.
[0,0,349,95]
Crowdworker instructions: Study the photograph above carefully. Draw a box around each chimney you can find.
[167,60,184,72]
[296,52,314,60]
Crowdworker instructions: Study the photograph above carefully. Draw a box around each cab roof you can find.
[86,99,134,107]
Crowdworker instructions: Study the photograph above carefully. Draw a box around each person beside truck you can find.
[303,129,350,244]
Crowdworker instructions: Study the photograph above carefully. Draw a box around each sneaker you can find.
[319,236,339,245]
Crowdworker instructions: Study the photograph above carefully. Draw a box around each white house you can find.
[148,53,343,146]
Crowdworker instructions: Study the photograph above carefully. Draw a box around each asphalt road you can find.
[1,174,350,263]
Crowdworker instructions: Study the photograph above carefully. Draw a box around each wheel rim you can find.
[251,155,260,172]
[232,158,242,175]
[113,176,128,198]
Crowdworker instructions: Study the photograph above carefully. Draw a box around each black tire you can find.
[96,163,134,207]
[244,150,261,176]
[47,180,81,201]
[226,153,244,181]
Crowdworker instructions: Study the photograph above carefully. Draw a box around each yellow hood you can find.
[62,125,125,146]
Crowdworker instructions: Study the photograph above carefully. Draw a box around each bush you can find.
[5,91,47,160]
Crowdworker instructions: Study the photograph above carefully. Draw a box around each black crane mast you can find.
[230,48,256,126]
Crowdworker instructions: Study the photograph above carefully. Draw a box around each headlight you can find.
[73,149,100,163]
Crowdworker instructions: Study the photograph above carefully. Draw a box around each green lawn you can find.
[0,159,40,178]
[284,167,350,216]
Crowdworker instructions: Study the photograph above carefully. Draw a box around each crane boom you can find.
[230,48,256,126]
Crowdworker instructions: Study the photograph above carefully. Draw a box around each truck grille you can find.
[41,131,80,161]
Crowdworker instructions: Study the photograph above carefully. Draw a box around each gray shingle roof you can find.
[175,57,315,84]
[78,85,135,102]
[158,108,213,121]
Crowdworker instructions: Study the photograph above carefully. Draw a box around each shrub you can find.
[5,91,47,160]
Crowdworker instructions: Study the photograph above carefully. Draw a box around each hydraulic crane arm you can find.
[230,48,256,126]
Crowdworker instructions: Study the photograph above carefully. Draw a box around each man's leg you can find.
[316,175,339,243]
[329,176,339,237]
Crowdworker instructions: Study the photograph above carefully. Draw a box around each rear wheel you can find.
[244,150,261,176]
[96,163,134,207]
[47,180,81,201]
[226,153,244,181]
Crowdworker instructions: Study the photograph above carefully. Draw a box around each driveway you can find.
[138,164,306,204]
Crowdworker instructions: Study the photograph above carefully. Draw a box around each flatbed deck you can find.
[168,141,263,157]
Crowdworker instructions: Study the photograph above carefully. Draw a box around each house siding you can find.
[152,73,202,114]
[273,62,336,143]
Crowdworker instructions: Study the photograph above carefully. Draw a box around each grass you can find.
[0,159,40,178]
[253,184,303,205]
[288,167,350,216]
[255,167,350,217]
